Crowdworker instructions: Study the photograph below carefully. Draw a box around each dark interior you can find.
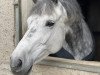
[77,0,100,61]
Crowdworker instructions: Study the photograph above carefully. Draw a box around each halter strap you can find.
[50,47,95,60]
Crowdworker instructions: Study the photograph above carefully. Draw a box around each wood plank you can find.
[38,57,100,73]
[21,0,33,35]
[31,65,99,75]
[0,58,100,75]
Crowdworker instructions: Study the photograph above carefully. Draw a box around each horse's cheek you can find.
[47,33,64,53]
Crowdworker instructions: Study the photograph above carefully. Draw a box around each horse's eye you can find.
[46,20,55,27]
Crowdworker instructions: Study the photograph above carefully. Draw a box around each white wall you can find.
[0,0,15,74]
[0,0,15,61]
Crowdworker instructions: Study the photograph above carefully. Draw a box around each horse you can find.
[10,0,94,75]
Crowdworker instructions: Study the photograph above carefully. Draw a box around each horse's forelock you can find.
[30,0,56,16]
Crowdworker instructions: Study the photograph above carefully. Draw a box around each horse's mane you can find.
[30,0,83,22]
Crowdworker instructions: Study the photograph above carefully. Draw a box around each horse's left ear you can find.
[33,0,37,3]
[51,0,58,4]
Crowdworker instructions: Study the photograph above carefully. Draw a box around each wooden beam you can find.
[38,57,100,73]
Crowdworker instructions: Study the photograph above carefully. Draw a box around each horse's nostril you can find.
[11,59,23,71]
[17,59,22,68]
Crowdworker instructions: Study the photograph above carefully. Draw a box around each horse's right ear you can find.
[51,0,58,4]
[33,0,37,3]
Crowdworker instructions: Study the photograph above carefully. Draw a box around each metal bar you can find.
[13,0,18,5]
[13,0,22,46]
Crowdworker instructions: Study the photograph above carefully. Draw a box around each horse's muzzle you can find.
[10,56,33,75]
[10,57,23,72]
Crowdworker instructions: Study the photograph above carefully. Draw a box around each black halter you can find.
[50,47,95,61]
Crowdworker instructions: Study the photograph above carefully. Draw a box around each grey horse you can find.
[10,0,94,75]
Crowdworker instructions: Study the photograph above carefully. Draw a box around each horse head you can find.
[10,0,93,75]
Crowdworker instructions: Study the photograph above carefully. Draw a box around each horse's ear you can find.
[33,0,37,3]
[51,0,58,4]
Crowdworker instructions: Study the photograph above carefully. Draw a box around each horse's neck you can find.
[63,19,94,60]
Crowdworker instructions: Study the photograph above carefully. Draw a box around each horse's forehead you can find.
[27,2,66,27]
[29,1,63,19]
[27,15,49,23]
[27,15,50,28]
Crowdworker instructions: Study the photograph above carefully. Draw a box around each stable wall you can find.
[0,0,15,74]
[0,0,15,62]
